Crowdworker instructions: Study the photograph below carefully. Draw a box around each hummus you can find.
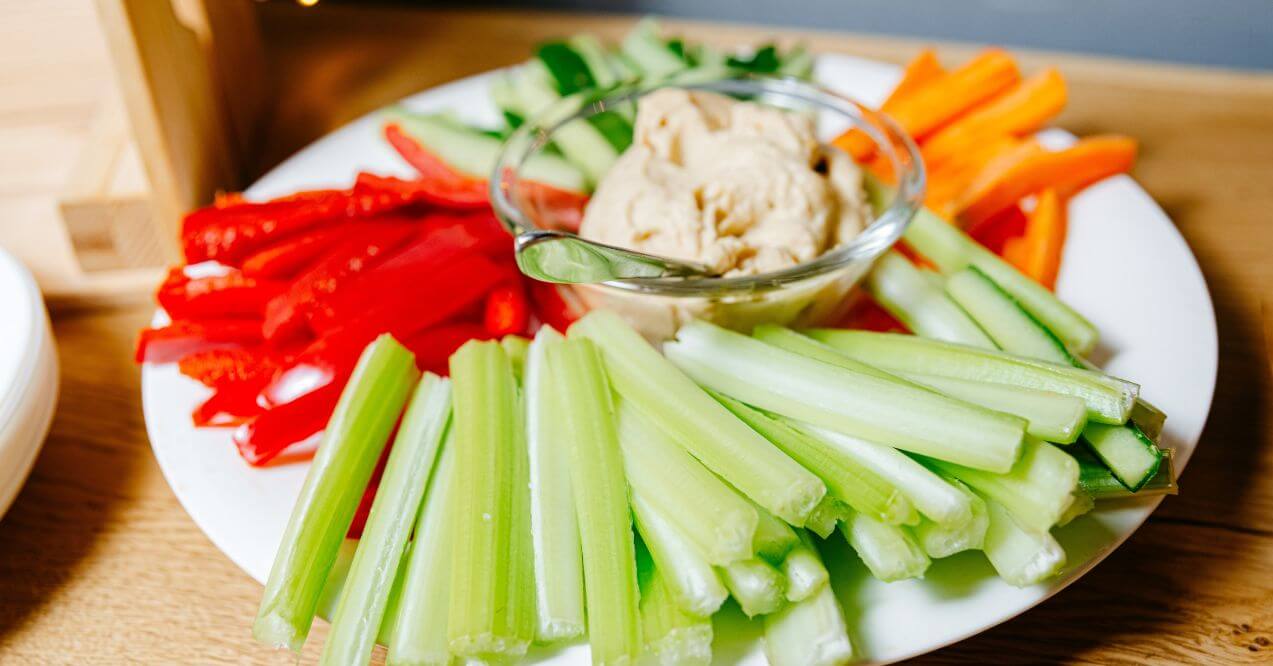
[579,89,868,276]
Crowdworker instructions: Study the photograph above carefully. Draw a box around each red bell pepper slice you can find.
[239,226,355,280]
[353,171,488,210]
[836,294,909,333]
[403,322,493,376]
[526,280,582,334]
[483,282,531,337]
[232,380,343,466]
[182,188,355,265]
[177,347,280,389]
[383,123,488,201]
[261,221,417,342]
[135,320,264,363]
[967,204,1029,257]
[191,378,269,427]
[157,269,285,320]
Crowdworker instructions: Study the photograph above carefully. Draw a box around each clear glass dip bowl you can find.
[490,75,925,341]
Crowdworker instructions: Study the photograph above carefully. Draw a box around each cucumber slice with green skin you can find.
[621,18,688,78]
[808,330,1138,425]
[1077,446,1177,499]
[512,62,619,185]
[981,496,1066,587]
[1082,421,1163,492]
[586,109,634,153]
[869,251,996,348]
[537,41,597,95]
[566,34,622,88]
[840,511,930,583]
[489,73,525,128]
[383,108,587,193]
[778,44,815,79]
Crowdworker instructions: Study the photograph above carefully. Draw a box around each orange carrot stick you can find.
[881,49,945,109]
[921,68,1068,170]
[957,135,1137,224]
[925,134,1024,209]
[1003,189,1067,289]
[833,49,1020,159]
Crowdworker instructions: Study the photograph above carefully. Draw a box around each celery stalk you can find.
[982,498,1066,587]
[720,558,787,617]
[804,496,853,538]
[912,475,988,559]
[571,310,825,525]
[630,492,729,617]
[897,372,1088,444]
[752,324,906,383]
[795,422,971,527]
[922,437,1079,534]
[501,334,531,379]
[321,374,452,666]
[254,335,419,652]
[550,338,642,665]
[763,553,853,666]
[525,327,585,642]
[712,391,915,526]
[638,548,713,666]
[781,531,829,602]
[750,499,800,563]
[666,320,1025,473]
[1056,488,1094,527]
[446,341,532,659]
[617,400,758,565]
[841,511,930,582]
[387,435,459,666]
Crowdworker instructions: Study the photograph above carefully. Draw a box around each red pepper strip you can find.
[258,327,365,407]
[191,378,269,427]
[157,270,285,320]
[347,481,378,539]
[967,204,1028,256]
[402,322,493,376]
[177,347,279,389]
[182,188,355,265]
[513,178,590,233]
[261,221,417,342]
[135,320,264,363]
[239,226,355,280]
[526,280,582,334]
[383,123,488,198]
[483,282,531,337]
[837,295,909,333]
[232,381,343,466]
[354,171,488,211]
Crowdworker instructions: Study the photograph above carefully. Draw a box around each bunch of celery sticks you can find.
[250,208,1172,665]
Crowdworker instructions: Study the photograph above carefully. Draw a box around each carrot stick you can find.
[956,135,1136,224]
[1003,189,1067,289]
[921,68,1068,170]
[833,49,1019,159]
[881,49,945,109]
[924,135,1024,210]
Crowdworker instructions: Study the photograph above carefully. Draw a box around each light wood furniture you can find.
[1,1,1270,663]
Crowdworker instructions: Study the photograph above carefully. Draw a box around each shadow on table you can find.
[0,307,152,641]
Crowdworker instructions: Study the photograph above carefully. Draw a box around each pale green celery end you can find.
[446,341,527,659]
[711,390,915,527]
[762,542,853,666]
[720,558,787,617]
[1056,489,1095,527]
[982,497,1067,587]
[617,400,758,566]
[501,335,531,381]
[782,532,829,602]
[506,386,538,648]
[525,327,585,643]
[254,335,419,652]
[322,374,452,666]
[550,338,642,665]
[315,539,360,622]
[388,435,458,666]
[570,310,823,527]
[749,500,800,564]
[842,512,930,583]
[639,562,713,666]
[630,492,729,618]
[804,497,844,538]
[912,477,989,559]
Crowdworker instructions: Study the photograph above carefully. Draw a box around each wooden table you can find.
[2,2,1271,663]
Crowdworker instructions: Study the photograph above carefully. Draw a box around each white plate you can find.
[142,54,1217,663]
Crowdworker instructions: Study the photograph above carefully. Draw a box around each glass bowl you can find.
[490,75,925,340]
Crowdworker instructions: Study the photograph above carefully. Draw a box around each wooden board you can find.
[0,2,1270,664]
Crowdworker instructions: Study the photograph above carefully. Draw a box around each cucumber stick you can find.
[666,320,1026,473]
[254,335,419,653]
[322,374,452,666]
[512,61,621,184]
[571,310,826,526]
[384,107,586,192]
[1077,446,1177,499]
[630,492,729,618]
[869,251,995,348]
[1083,422,1163,492]
[841,511,930,582]
[549,338,642,665]
[621,18,688,78]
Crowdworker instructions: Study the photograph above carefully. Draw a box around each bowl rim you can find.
[489,74,926,297]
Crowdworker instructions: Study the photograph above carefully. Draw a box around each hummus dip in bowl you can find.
[491,76,925,340]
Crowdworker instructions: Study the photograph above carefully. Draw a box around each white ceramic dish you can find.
[142,54,1218,664]
[0,249,59,521]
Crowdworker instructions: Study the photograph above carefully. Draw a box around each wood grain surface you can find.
[1,1,1270,664]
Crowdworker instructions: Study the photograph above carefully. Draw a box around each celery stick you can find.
[638,549,713,666]
[897,372,1088,444]
[1056,488,1094,527]
[712,390,915,526]
[501,334,531,380]
[447,341,531,659]
[666,320,1025,473]
[763,565,853,666]
[388,435,458,666]
[322,374,452,666]
[255,335,419,652]
[631,492,729,617]
[923,437,1079,534]
[808,330,1137,425]
[549,338,642,665]
[912,476,988,559]
[982,498,1066,587]
[841,511,930,582]
[524,327,585,642]
[795,422,971,527]
[617,401,758,565]
[571,310,825,525]
[804,496,853,538]
[753,324,907,383]
[782,531,829,602]
[869,250,995,348]
[505,384,538,650]
[316,539,359,622]
[750,500,800,563]
[720,558,787,617]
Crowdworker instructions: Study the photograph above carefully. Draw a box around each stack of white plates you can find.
[0,249,58,521]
